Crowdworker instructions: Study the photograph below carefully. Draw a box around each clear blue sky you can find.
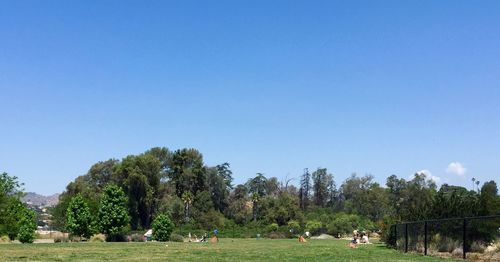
[1,1,499,195]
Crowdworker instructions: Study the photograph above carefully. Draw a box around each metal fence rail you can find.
[390,215,500,259]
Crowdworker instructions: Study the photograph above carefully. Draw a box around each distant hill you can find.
[22,192,60,207]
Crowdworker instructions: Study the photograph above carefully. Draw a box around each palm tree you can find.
[475,180,480,193]
[472,177,476,191]
[251,192,260,221]
[181,191,193,223]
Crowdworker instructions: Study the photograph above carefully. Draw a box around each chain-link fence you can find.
[389,215,500,259]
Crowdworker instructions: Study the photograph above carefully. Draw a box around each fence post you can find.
[424,221,428,256]
[405,223,408,253]
[462,219,467,260]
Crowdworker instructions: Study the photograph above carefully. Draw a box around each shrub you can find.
[129,233,145,242]
[305,220,323,236]
[436,237,460,253]
[268,232,286,239]
[470,241,487,253]
[451,247,463,257]
[169,233,184,242]
[152,214,175,242]
[90,234,106,242]
[266,223,279,233]
[0,235,9,243]
[105,234,127,242]
[287,220,301,235]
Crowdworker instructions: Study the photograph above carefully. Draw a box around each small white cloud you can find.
[446,162,466,177]
[417,169,441,184]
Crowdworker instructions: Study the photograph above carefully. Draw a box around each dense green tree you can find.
[66,194,94,239]
[226,185,251,225]
[168,149,207,198]
[265,177,280,198]
[0,172,24,197]
[431,184,479,219]
[1,198,26,240]
[88,159,119,191]
[479,181,500,215]
[312,168,330,207]
[400,173,436,220]
[261,192,302,226]
[386,174,407,219]
[207,163,233,213]
[247,173,268,198]
[342,174,389,221]
[114,154,162,229]
[152,214,174,241]
[98,184,130,238]
[52,174,101,230]
[144,147,172,173]
[18,208,36,243]
[0,173,26,240]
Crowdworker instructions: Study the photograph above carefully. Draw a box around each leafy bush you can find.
[305,220,323,235]
[169,233,184,242]
[287,220,301,235]
[90,234,106,242]
[266,223,279,233]
[152,214,175,242]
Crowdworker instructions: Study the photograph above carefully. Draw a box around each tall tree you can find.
[181,191,193,223]
[17,208,36,243]
[299,168,311,211]
[114,154,162,229]
[0,172,26,240]
[479,181,500,215]
[98,184,130,239]
[312,168,329,207]
[168,149,207,197]
[247,173,268,198]
[66,194,94,239]
[327,174,338,208]
[207,163,233,213]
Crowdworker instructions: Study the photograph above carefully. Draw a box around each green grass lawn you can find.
[0,239,460,261]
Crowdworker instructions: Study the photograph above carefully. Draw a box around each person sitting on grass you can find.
[299,235,307,243]
[349,234,358,249]
[213,228,219,242]
[360,232,370,244]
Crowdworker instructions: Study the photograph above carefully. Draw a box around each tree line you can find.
[2,146,499,242]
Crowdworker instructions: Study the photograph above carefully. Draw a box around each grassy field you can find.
[0,239,460,261]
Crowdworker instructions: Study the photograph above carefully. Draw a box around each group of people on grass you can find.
[186,228,370,248]
[349,230,370,248]
[188,229,219,243]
